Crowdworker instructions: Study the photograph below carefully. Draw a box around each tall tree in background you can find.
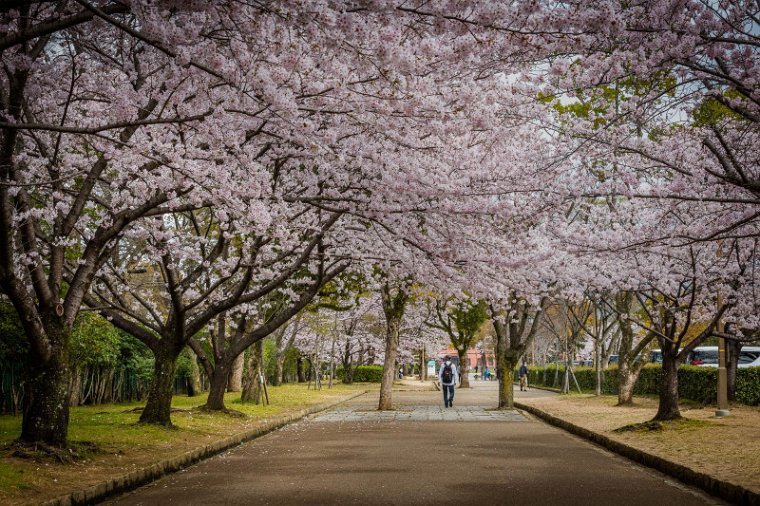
[426,298,488,389]
[490,296,547,408]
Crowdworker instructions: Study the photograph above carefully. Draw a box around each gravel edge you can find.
[515,401,759,506]
[39,391,368,506]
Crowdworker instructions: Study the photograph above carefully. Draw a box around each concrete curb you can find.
[39,390,368,506]
[515,401,760,506]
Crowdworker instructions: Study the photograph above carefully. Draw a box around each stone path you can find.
[312,405,527,422]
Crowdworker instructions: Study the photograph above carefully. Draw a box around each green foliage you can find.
[335,365,384,382]
[1,305,155,405]
[692,91,744,127]
[736,367,760,406]
[312,271,369,312]
[175,347,196,381]
[539,71,677,130]
[449,299,489,341]
[0,303,27,364]
[528,364,760,405]
[70,312,123,367]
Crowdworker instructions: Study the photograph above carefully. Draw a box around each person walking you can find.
[438,356,458,408]
[519,362,529,391]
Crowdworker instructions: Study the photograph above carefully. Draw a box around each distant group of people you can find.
[435,356,530,407]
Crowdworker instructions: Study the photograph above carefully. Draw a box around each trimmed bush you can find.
[527,364,760,406]
[736,367,760,406]
[335,365,384,383]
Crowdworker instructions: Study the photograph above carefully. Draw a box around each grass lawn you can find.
[0,383,372,505]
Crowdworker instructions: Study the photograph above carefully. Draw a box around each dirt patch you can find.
[519,394,760,495]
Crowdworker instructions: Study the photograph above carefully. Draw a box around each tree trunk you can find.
[378,283,408,411]
[186,354,203,397]
[296,355,306,383]
[242,340,264,404]
[653,353,681,421]
[498,356,517,409]
[203,358,232,411]
[342,341,355,385]
[69,368,82,407]
[594,339,602,396]
[20,331,72,446]
[273,352,285,386]
[457,348,470,388]
[378,316,400,410]
[419,348,427,381]
[617,360,640,405]
[140,344,182,425]
[727,339,740,401]
[227,353,244,392]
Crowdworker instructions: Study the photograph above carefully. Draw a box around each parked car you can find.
[649,346,760,367]
[738,346,760,368]
[689,345,760,368]
[689,346,719,366]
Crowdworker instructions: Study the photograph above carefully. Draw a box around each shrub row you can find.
[335,365,385,383]
[527,364,760,406]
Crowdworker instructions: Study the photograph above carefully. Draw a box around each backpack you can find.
[441,363,453,384]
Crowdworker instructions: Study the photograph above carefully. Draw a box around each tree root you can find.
[7,440,100,464]
[613,420,664,433]
[123,407,190,414]
[192,406,247,417]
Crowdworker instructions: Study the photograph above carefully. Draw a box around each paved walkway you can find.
[106,382,726,506]
[313,405,527,422]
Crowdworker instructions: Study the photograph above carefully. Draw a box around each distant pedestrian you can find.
[483,366,491,381]
[519,362,529,391]
[438,356,458,408]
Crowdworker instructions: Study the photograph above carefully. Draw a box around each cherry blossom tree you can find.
[0,0,558,445]
[489,295,549,408]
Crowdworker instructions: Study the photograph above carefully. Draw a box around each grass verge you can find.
[0,383,372,505]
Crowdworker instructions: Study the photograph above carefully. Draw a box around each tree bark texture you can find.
[186,354,203,397]
[296,355,306,383]
[378,316,400,410]
[139,344,181,425]
[498,356,517,409]
[617,360,641,405]
[20,323,72,446]
[654,353,682,421]
[727,339,740,401]
[242,340,264,403]
[378,282,408,411]
[227,353,244,392]
[203,359,232,411]
[457,348,470,388]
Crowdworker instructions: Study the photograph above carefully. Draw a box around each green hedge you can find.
[335,365,384,383]
[527,364,760,406]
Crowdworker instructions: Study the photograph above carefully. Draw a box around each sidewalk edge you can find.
[515,401,759,506]
[39,390,368,506]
